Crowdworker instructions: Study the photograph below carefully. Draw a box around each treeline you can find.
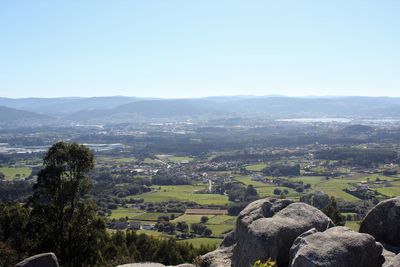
[0,205,210,267]
[262,164,300,177]
[0,180,32,202]
[152,174,192,185]
[316,148,398,166]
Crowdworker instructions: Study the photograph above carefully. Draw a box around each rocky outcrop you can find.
[289,226,384,267]
[201,198,334,267]
[15,252,59,267]
[360,197,400,246]
[384,254,400,267]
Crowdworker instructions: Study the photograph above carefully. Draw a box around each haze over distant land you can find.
[1,1,399,98]
[2,96,400,126]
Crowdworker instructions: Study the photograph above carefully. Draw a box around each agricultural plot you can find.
[312,178,359,201]
[206,224,233,236]
[234,175,269,187]
[143,158,163,164]
[98,156,136,164]
[0,167,32,180]
[256,186,299,198]
[133,185,230,205]
[292,176,327,186]
[376,187,400,198]
[172,213,236,238]
[172,214,205,224]
[245,163,267,172]
[156,154,194,163]
[131,212,182,221]
[108,207,143,220]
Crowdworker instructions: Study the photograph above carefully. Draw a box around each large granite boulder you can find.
[201,198,334,267]
[289,226,384,267]
[15,253,59,267]
[360,197,400,246]
[384,253,400,267]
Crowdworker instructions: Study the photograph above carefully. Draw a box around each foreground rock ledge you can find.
[15,252,59,267]
[289,226,384,267]
[200,198,334,267]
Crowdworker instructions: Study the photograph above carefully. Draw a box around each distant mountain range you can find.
[1,96,400,125]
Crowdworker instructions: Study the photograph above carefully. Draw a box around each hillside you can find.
[0,106,52,125]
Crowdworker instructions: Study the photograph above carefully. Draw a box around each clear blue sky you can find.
[1,0,399,98]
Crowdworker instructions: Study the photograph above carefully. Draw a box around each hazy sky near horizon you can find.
[1,1,399,98]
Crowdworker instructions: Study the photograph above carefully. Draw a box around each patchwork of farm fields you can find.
[111,170,400,249]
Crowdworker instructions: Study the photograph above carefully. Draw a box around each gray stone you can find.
[200,198,333,267]
[289,226,384,267]
[360,197,400,246]
[384,253,400,267]
[232,201,333,267]
[15,253,59,267]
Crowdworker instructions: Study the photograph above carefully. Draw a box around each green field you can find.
[108,207,143,219]
[132,212,183,221]
[172,213,236,237]
[98,156,136,164]
[133,185,230,205]
[0,167,32,180]
[292,176,327,186]
[172,214,205,224]
[206,224,233,236]
[376,187,400,198]
[234,175,269,187]
[178,238,222,249]
[143,158,163,164]
[168,156,194,163]
[256,186,299,198]
[312,178,359,201]
[345,221,360,231]
[245,163,267,172]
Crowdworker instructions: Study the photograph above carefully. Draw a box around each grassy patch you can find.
[345,221,360,231]
[234,175,268,187]
[207,215,235,224]
[178,238,222,249]
[245,163,266,172]
[206,224,233,236]
[132,212,182,221]
[256,186,299,198]
[133,185,230,205]
[376,187,400,198]
[108,207,143,220]
[172,214,205,224]
[292,176,327,186]
[98,156,136,163]
[0,167,32,180]
[312,177,361,201]
[143,158,163,164]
